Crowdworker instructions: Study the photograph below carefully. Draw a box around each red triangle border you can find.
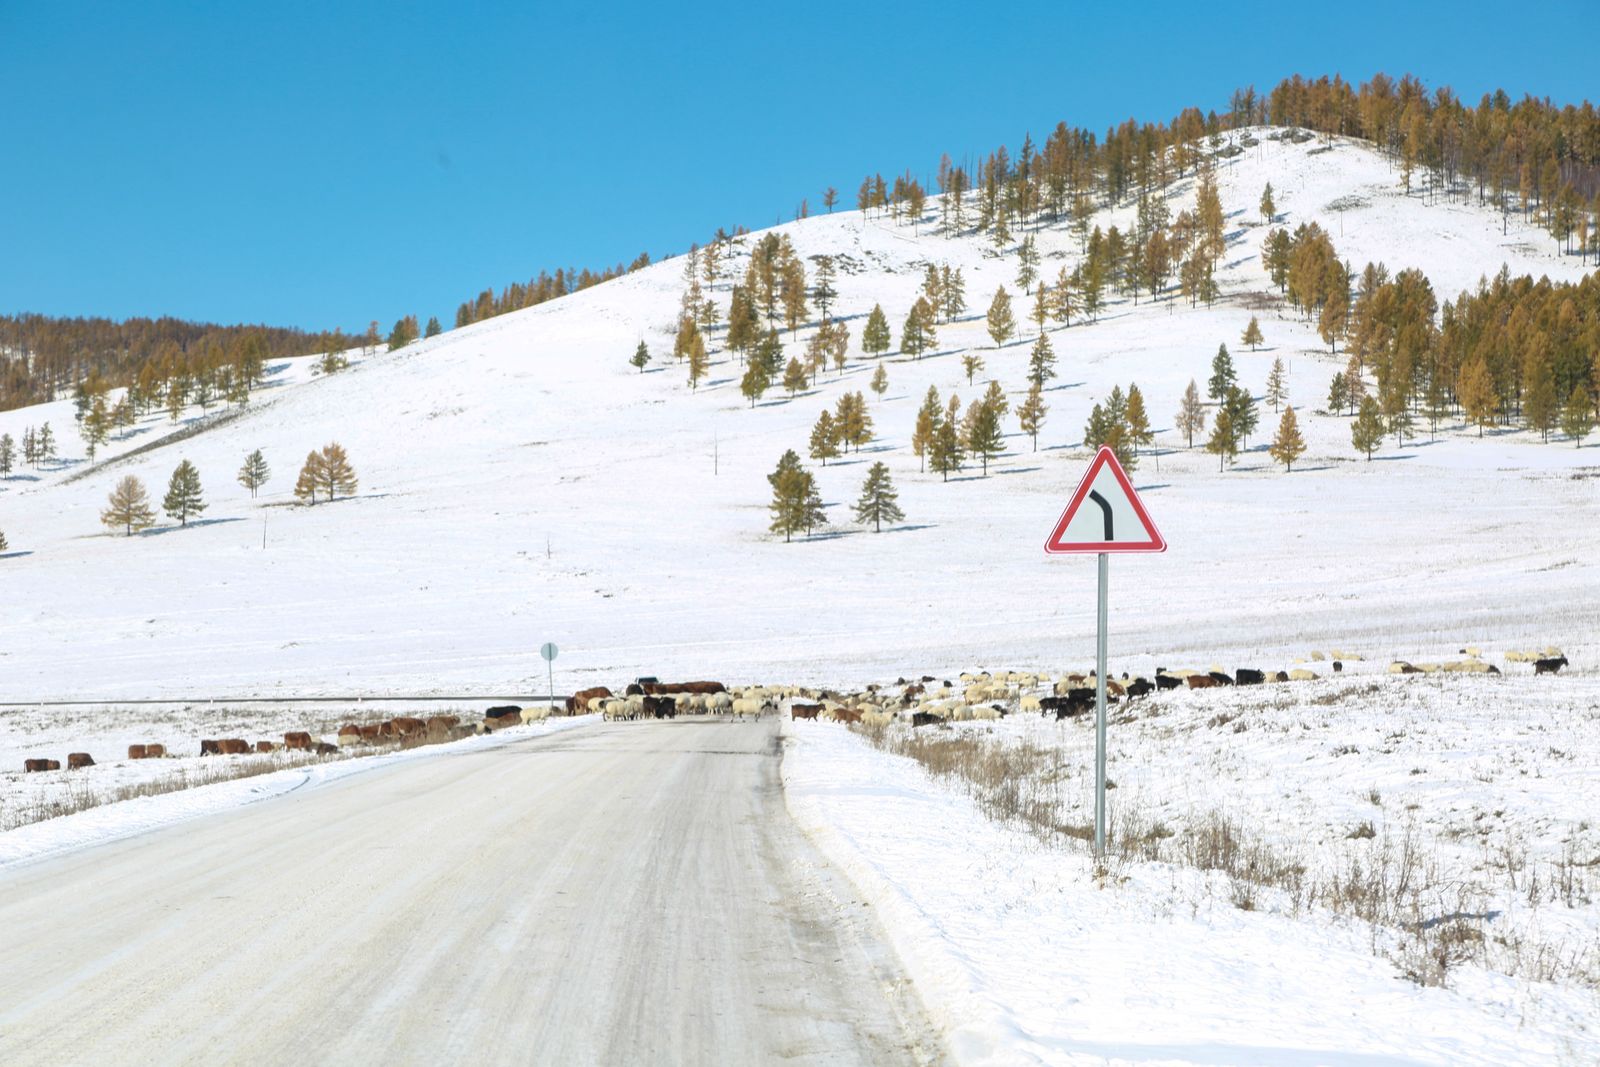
[1045,447,1167,554]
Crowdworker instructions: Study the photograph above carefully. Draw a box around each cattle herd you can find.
[14,648,1572,774]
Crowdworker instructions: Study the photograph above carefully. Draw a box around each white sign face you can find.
[540,642,559,661]
[1045,447,1166,554]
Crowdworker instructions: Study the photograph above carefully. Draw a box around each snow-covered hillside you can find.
[1,128,1594,704]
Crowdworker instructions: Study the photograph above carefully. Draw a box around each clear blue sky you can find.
[2,0,1592,331]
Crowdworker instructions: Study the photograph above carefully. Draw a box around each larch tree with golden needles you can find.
[1270,406,1306,471]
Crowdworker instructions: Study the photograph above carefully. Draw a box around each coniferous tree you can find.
[630,341,650,373]
[1050,266,1074,325]
[962,353,984,385]
[754,329,784,378]
[238,449,270,498]
[1208,343,1236,401]
[726,286,760,359]
[0,528,7,552]
[1031,282,1048,337]
[1561,384,1591,446]
[1319,288,1349,352]
[783,357,809,397]
[1224,385,1260,449]
[37,423,54,463]
[900,301,931,359]
[1457,357,1498,437]
[780,256,809,338]
[101,475,155,535]
[870,363,888,400]
[912,386,941,472]
[853,462,904,532]
[162,460,206,526]
[828,319,851,375]
[1351,396,1385,459]
[809,410,841,465]
[83,398,110,460]
[1016,234,1039,290]
[1207,407,1238,470]
[318,443,357,500]
[1264,356,1287,411]
[1522,352,1558,441]
[294,450,326,504]
[986,287,1015,347]
[921,264,944,321]
[1017,383,1047,451]
[835,391,873,452]
[964,385,1005,475]
[1125,384,1153,454]
[1342,356,1367,415]
[1269,407,1306,471]
[941,266,967,322]
[740,359,770,407]
[929,400,965,481]
[425,317,442,338]
[767,450,824,542]
[1259,182,1275,223]
[1176,379,1206,448]
[687,333,709,390]
[0,433,12,478]
[1242,316,1264,352]
[862,304,892,357]
[812,255,837,320]
[1028,332,1057,388]
[1327,373,1348,415]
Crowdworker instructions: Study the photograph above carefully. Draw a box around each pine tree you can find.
[1319,288,1349,352]
[1269,406,1306,471]
[1351,396,1385,459]
[425,317,442,338]
[1561,384,1591,446]
[1050,266,1074,325]
[942,266,967,322]
[783,357,809,397]
[912,386,941,472]
[901,299,937,359]
[630,341,650,373]
[986,287,1015,347]
[1457,357,1498,437]
[754,329,784,378]
[1031,282,1048,337]
[673,316,699,362]
[0,433,13,479]
[162,459,206,526]
[1327,373,1348,415]
[101,475,155,535]
[1522,351,1558,441]
[812,255,838,320]
[1206,407,1237,471]
[870,363,888,399]
[1224,385,1259,449]
[1125,384,1153,454]
[964,386,1005,474]
[862,304,892,357]
[853,462,904,532]
[930,403,964,481]
[1176,379,1207,447]
[1208,343,1236,401]
[1264,356,1288,412]
[740,359,770,407]
[1242,316,1264,352]
[962,353,984,385]
[319,443,358,500]
[237,449,270,498]
[295,450,326,504]
[780,256,809,337]
[1016,234,1039,290]
[767,450,824,543]
[1028,331,1057,388]
[1259,182,1276,224]
[37,423,54,463]
[0,528,7,552]
[828,319,851,375]
[835,391,873,452]
[809,410,841,465]
[1017,383,1047,450]
[727,286,760,358]
[921,264,944,321]
[1343,355,1366,414]
[687,334,709,390]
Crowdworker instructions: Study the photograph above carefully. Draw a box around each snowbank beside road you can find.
[0,715,596,870]
[780,715,1600,1066]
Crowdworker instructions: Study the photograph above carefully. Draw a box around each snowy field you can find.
[781,672,1600,1066]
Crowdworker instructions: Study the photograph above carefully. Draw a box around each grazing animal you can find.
[1235,668,1265,686]
[1288,669,1319,682]
[517,707,551,725]
[256,741,278,753]
[145,744,165,758]
[790,703,822,721]
[24,758,60,772]
[832,708,864,724]
[567,687,613,714]
[67,752,95,769]
[284,732,313,751]
[911,711,942,728]
[217,739,251,755]
[1126,678,1155,699]
[314,742,338,755]
[1331,661,1343,673]
[643,681,727,696]
[391,716,427,735]
[338,724,364,744]
[127,744,148,760]
[1534,656,1569,675]
[1207,671,1234,687]
[1273,671,1290,683]
[643,696,677,719]
[484,706,521,720]
[199,739,222,756]
[1186,674,1219,690]
[1155,674,1183,691]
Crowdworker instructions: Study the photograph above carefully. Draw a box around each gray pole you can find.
[1094,551,1108,859]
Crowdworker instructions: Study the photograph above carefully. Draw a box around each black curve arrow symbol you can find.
[1088,489,1113,541]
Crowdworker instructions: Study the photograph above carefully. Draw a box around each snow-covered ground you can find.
[781,679,1600,1066]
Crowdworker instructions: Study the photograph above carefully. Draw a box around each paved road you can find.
[0,718,943,1066]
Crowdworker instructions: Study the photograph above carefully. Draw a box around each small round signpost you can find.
[540,642,558,709]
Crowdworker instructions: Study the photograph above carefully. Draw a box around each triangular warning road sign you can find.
[1045,447,1166,554]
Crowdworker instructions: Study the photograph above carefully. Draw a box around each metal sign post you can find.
[1045,446,1167,862]
[540,642,558,706]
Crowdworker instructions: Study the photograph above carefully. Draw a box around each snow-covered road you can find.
[0,717,943,1065]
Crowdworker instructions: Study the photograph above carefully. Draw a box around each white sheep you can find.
[971,706,1001,721]
[520,706,553,723]
[1019,694,1042,713]
[1288,668,1319,681]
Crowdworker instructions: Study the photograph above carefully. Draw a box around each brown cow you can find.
[23,758,60,773]
[67,752,95,769]
[283,732,313,751]
[1186,675,1220,690]
[643,681,727,696]
[832,708,864,724]
[200,739,222,756]
[255,741,278,753]
[358,724,384,741]
[337,724,363,743]
[128,744,148,760]
[217,739,251,755]
[567,687,613,714]
[145,744,165,758]
[791,703,822,721]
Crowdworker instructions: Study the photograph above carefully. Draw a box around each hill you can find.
[0,127,1595,700]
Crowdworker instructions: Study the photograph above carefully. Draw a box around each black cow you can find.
[1126,678,1155,699]
[1155,674,1182,691]
[1235,668,1265,686]
[485,705,522,719]
[911,711,942,728]
[643,696,677,719]
[1207,671,1234,686]
[1534,656,1568,675]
